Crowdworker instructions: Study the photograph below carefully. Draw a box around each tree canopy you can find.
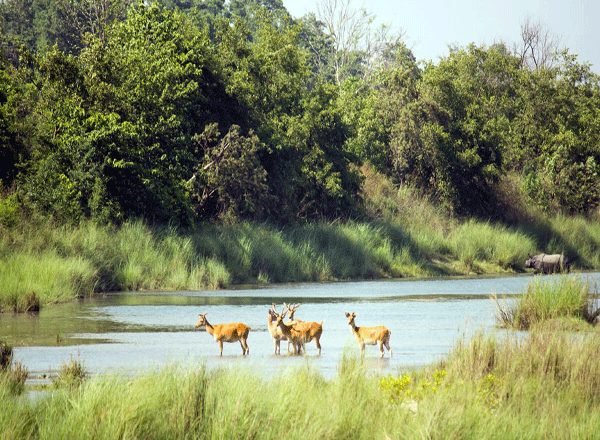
[0,0,599,226]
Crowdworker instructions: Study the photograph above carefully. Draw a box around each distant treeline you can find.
[0,0,599,226]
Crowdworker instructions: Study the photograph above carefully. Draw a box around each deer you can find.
[275,310,310,355]
[284,302,323,356]
[195,313,250,356]
[283,302,301,323]
[275,309,323,355]
[345,312,392,358]
[268,304,288,355]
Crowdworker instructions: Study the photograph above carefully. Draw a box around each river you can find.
[2,273,599,382]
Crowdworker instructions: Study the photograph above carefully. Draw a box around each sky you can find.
[281,0,600,73]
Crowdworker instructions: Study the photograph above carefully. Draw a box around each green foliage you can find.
[2,0,600,223]
[419,44,520,215]
[0,341,27,396]
[20,3,221,225]
[494,275,598,330]
[380,370,447,403]
[0,194,20,227]
[54,355,87,390]
[190,123,272,222]
[517,53,600,214]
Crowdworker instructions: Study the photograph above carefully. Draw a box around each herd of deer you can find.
[195,303,392,358]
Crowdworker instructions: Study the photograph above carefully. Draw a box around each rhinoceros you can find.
[524,253,570,274]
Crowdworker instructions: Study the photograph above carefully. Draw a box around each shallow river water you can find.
[2,273,600,382]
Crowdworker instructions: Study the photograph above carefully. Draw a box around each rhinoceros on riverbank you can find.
[525,253,570,274]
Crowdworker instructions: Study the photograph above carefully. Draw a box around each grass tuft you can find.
[0,341,28,396]
[494,276,600,330]
[54,356,88,390]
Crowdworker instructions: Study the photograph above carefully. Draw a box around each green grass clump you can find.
[0,341,28,396]
[0,250,96,312]
[495,276,600,330]
[448,220,534,273]
[54,356,88,390]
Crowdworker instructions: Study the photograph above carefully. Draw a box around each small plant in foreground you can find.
[0,341,28,395]
[379,370,447,403]
[478,373,503,410]
[55,356,88,389]
[0,340,12,369]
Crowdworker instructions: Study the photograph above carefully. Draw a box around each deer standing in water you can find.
[284,303,323,356]
[195,313,250,356]
[345,312,391,358]
[275,310,308,355]
[268,304,288,355]
[275,309,323,355]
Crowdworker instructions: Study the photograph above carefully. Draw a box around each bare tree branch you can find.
[513,16,561,71]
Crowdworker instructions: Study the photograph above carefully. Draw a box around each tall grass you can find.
[447,220,534,273]
[494,275,600,330]
[2,168,600,312]
[4,334,600,439]
[0,341,28,396]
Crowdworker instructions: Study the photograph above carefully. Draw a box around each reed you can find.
[54,356,88,390]
[494,275,599,330]
[0,341,28,396]
[0,250,97,312]
[2,171,600,312]
[4,338,600,439]
[447,220,535,273]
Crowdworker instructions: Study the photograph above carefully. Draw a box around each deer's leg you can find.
[219,340,224,356]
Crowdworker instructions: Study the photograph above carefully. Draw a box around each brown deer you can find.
[283,302,301,323]
[268,304,288,355]
[284,303,323,356]
[195,313,250,356]
[345,312,391,358]
[275,310,323,355]
[275,310,308,355]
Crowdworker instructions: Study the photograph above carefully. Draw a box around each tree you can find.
[56,0,133,53]
[513,16,561,71]
[21,3,225,224]
[313,0,405,85]
[519,52,600,214]
[416,44,520,215]
[0,55,22,188]
[189,123,273,221]
[293,83,362,219]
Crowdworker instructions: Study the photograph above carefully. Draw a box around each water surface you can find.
[2,273,598,381]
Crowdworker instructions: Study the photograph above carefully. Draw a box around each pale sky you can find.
[282,0,600,73]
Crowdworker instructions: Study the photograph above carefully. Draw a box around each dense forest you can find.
[0,0,599,228]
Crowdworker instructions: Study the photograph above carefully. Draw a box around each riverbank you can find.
[2,330,600,439]
[1,211,600,312]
